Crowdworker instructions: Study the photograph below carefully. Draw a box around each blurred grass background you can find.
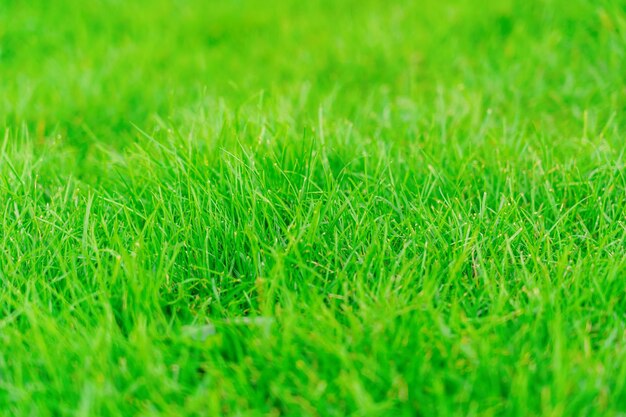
[2,0,624,141]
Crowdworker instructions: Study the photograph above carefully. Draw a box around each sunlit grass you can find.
[1,0,626,415]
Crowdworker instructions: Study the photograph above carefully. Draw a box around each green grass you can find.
[1,0,626,415]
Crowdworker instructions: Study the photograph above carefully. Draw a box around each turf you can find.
[1,0,626,415]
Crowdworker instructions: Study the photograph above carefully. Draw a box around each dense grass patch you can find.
[1,0,626,415]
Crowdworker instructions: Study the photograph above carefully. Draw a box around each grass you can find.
[1,0,626,415]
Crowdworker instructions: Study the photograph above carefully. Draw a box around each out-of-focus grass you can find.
[1,0,626,416]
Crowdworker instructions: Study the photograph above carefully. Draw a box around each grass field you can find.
[1,0,626,415]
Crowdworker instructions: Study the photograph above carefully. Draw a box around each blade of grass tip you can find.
[1,152,26,188]
[130,122,176,157]
[82,192,94,250]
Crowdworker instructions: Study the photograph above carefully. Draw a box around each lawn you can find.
[1,0,626,415]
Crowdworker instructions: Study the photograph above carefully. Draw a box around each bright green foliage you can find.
[1,0,626,415]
